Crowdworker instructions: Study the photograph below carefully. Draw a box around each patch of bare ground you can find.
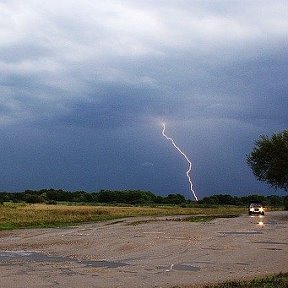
[0,211,287,288]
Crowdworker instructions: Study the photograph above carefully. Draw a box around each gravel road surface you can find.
[0,211,287,287]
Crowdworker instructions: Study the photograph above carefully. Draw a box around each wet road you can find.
[0,211,287,287]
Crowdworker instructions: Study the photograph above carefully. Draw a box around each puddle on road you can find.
[163,263,201,272]
[173,263,201,272]
[219,231,263,235]
[254,241,288,245]
[0,251,128,269]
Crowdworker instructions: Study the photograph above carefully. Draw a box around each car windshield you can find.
[250,203,262,208]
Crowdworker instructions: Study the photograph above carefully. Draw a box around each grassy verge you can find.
[200,272,288,288]
[128,214,240,226]
[0,203,245,230]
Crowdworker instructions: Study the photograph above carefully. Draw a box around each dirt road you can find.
[0,211,287,287]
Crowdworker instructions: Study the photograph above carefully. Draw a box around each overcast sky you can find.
[1,0,287,199]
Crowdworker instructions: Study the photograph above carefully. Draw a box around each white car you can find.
[249,202,265,215]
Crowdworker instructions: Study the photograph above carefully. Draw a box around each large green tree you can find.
[247,130,288,191]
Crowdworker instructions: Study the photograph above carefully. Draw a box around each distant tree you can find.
[97,190,156,205]
[71,191,92,202]
[242,194,266,204]
[284,196,288,210]
[164,194,186,204]
[0,194,4,205]
[23,193,45,204]
[155,195,165,204]
[266,195,284,207]
[45,189,72,202]
[199,195,220,205]
[247,130,288,191]
[0,193,8,204]
[215,194,235,205]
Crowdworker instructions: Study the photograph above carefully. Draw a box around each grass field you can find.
[200,272,288,288]
[0,203,245,230]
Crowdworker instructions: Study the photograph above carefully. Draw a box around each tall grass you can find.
[0,203,245,230]
[201,272,288,288]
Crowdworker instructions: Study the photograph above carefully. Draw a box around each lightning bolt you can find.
[161,123,198,201]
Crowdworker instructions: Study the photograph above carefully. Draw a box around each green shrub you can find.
[284,196,288,210]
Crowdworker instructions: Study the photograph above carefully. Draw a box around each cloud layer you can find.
[1,0,287,198]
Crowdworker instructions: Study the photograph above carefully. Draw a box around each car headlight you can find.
[250,208,254,212]
[259,208,264,212]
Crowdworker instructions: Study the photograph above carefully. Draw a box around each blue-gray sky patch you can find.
[0,0,287,198]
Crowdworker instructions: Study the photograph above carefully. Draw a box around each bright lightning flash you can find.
[161,123,198,201]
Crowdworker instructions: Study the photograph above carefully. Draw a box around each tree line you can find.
[0,189,287,208]
[0,189,186,205]
[199,193,287,207]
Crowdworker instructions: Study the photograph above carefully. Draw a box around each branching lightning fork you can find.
[161,123,198,201]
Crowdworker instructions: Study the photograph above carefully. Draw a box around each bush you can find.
[24,194,45,204]
[284,196,288,211]
[46,200,57,205]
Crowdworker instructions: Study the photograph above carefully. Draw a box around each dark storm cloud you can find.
[1,0,287,127]
[0,0,287,197]
[201,54,288,124]
[58,86,159,129]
